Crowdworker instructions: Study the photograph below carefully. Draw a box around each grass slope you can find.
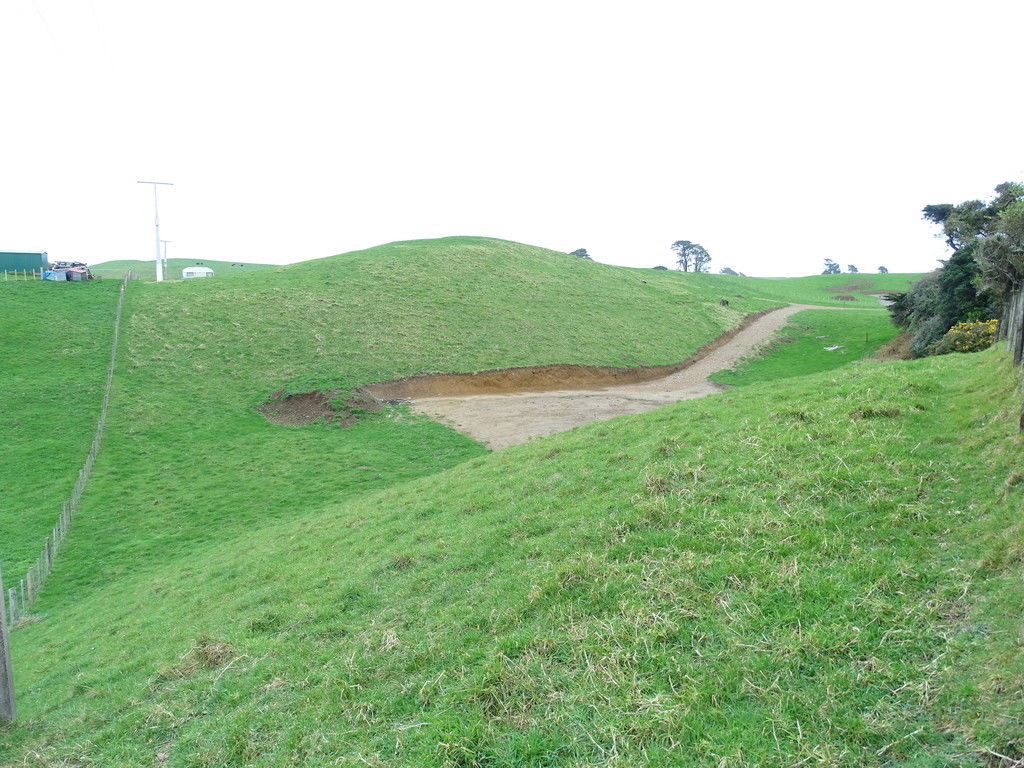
[3,349,1021,766]
[1,237,945,765]
[6,238,779,611]
[710,309,900,387]
[88,258,276,281]
[674,271,920,308]
[0,281,119,579]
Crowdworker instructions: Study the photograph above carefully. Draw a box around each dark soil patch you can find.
[258,389,382,427]
[361,309,779,400]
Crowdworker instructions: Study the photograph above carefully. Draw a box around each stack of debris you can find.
[43,262,94,282]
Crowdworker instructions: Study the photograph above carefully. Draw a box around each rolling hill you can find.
[0,281,121,577]
[663,270,919,308]
[10,236,1019,767]
[3,346,1020,765]
[4,238,790,596]
[87,258,276,281]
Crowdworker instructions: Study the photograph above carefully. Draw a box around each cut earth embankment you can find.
[367,304,883,448]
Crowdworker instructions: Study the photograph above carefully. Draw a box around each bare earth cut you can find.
[381,305,875,448]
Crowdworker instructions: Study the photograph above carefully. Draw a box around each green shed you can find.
[0,252,48,271]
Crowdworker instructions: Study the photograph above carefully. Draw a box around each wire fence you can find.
[2,268,141,281]
[0,272,133,721]
[2,269,44,280]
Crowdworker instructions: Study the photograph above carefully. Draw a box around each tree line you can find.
[889,182,1024,356]
[822,259,888,275]
[573,242,889,277]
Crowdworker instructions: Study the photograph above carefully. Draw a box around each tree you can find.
[719,266,739,276]
[892,182,1024,357]
[651,265,668,270]
[977,201,1024,294]
[922,184,1024,251]
[569,248,592,260]
[847,265,859,273]
[693,250,712,273]
[671,240,711,273]
[822,258,841,275]
[922,203,955,227]
[878,266,889,274]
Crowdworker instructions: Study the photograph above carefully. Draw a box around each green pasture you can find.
[710,309,900,387]
[0,281,120,577]
[7,236,1019,767]
[88,258,276,281]
[3,347,1021,766]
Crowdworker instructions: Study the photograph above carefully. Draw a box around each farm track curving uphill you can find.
[371,304,881,448]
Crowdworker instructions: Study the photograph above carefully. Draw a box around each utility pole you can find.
[137,180,173,281]
[160,240,172,280]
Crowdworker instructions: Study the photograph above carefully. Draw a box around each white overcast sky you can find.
[2,1,1023,276]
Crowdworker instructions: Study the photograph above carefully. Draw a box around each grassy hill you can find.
[3,347,1020,766]
[677,271,920,307]
[0,280,120,577]
[4,238,789,602]
[12,236,998,766]
[88,258,276,281]
[709,308,901,387]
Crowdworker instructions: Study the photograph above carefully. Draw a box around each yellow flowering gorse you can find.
[934,318,999,354]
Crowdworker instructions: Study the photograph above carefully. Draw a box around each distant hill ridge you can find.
[88,257,275,280]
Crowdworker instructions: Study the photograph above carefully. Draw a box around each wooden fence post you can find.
[1013,287,1024,366]
[0,567,16,722]
[1005,289,1016,355]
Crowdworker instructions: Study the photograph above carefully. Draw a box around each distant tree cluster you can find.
[719,266,746,276]
[672,240,711,272]
[889,182,1024,356]
[822,259,884,274]
[569,248,592,260]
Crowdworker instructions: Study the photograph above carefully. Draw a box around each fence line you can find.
[2,269,44,281]
[2,268,137,282]
[0,568,14,721]
[1005,285,1024,431]
[1002,285,1024,366]
[0,274,131,720]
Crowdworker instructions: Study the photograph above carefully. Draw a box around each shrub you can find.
[909,315,948,357]
[930,319,998,355]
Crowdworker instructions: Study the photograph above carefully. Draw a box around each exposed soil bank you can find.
[374,304,877,449]
[362,308,780,400]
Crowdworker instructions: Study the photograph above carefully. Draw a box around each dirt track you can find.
[396,304,877,449]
